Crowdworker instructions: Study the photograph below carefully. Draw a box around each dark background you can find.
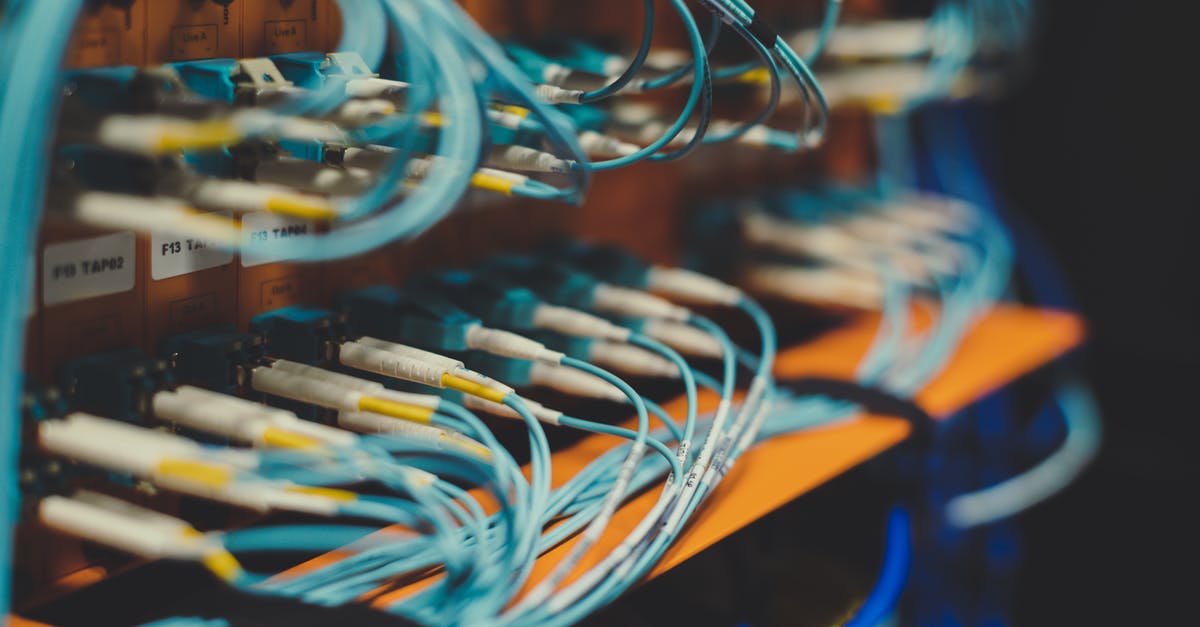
[996,1,1198,623]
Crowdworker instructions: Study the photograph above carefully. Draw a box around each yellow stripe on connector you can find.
[420,111,445,127]
[264,196,340,222]
[286,485,358,502]
[261,427,323,450]
[155,459,234,488]
[155,120,242,153]
[493,104,531,118]
[469,172,516,196]
[442,373,508,405]
[446,437,494,462]
[201,549,245,583]
[735,67,771,85]
[358,397,436,425]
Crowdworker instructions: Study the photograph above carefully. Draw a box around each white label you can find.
[43,232,136,306]
[152,214,235,280]
[240,212,313,268]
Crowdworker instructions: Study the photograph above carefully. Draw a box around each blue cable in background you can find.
[845,507,913,627]
[0,0,86,617]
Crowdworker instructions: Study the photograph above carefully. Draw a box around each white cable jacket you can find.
[529,362,627,402]
[465,326,565,363]
[339,341,451,388]
[335,98,396,125]
[535,84,585,105]
[591,284,691,321]
[646,266,744,306]
[588,341,680,378]
[73,192,241,248]
[577,131,640,158]
[531,304,632,341]
[640,319,724,358]
[338,411,491,457]
[486,145,573,174]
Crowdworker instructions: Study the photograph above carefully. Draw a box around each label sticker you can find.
[152,217,235,280]
[70,28,122,68]
[43,232,136,306]
[264,20,307,54]
[170,24,218,60]
[240,212,313,267]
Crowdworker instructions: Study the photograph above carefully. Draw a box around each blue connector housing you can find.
[338,285,480,352]
[478,256,600,311]
[161,326,263,395]
[170,59,240,103]
[539,241,652,289]
[56,348,169,424]
[410,271,542,331]
[250,306,343,365]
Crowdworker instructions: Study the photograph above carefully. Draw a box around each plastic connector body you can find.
[250,306,345,366]
[411,271,542,331]
[540,241,652,290]
[339,285,480,353]
[161,326,264,394]
[479,255,601,311]
[56,348,170,424]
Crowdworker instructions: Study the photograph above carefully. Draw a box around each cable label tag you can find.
[240,212,313,267]
[43,232,136,306]
[152,214,235,279]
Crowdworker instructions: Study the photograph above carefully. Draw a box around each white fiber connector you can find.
[269,360,442,408]
[646,266,744,306]
[641,319,724,358]
[335,98,396,125]
[465,326,565,363]
[742,264,884,310]
[337,411,490,459]
[94,115,239,155]
[591,284,691,321]
[487,145,573,174]
[339,341,452,388]
[158,385,357,448]
[188,179,339,218]
[354,337,465,371]
[251,366,366,413]
[577,131,640,158]
[72,192,241,248]
[39,491,221,562]
[254,159,375,196]
[39,413,210,477]
[531,303,632,341]
[588,342,679,378]
[344,77,409,100]
[488,109,527,130]
[535,84,585,105]
[231,110,345,143]
[529,362,628,403]
[38,414,343,515]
